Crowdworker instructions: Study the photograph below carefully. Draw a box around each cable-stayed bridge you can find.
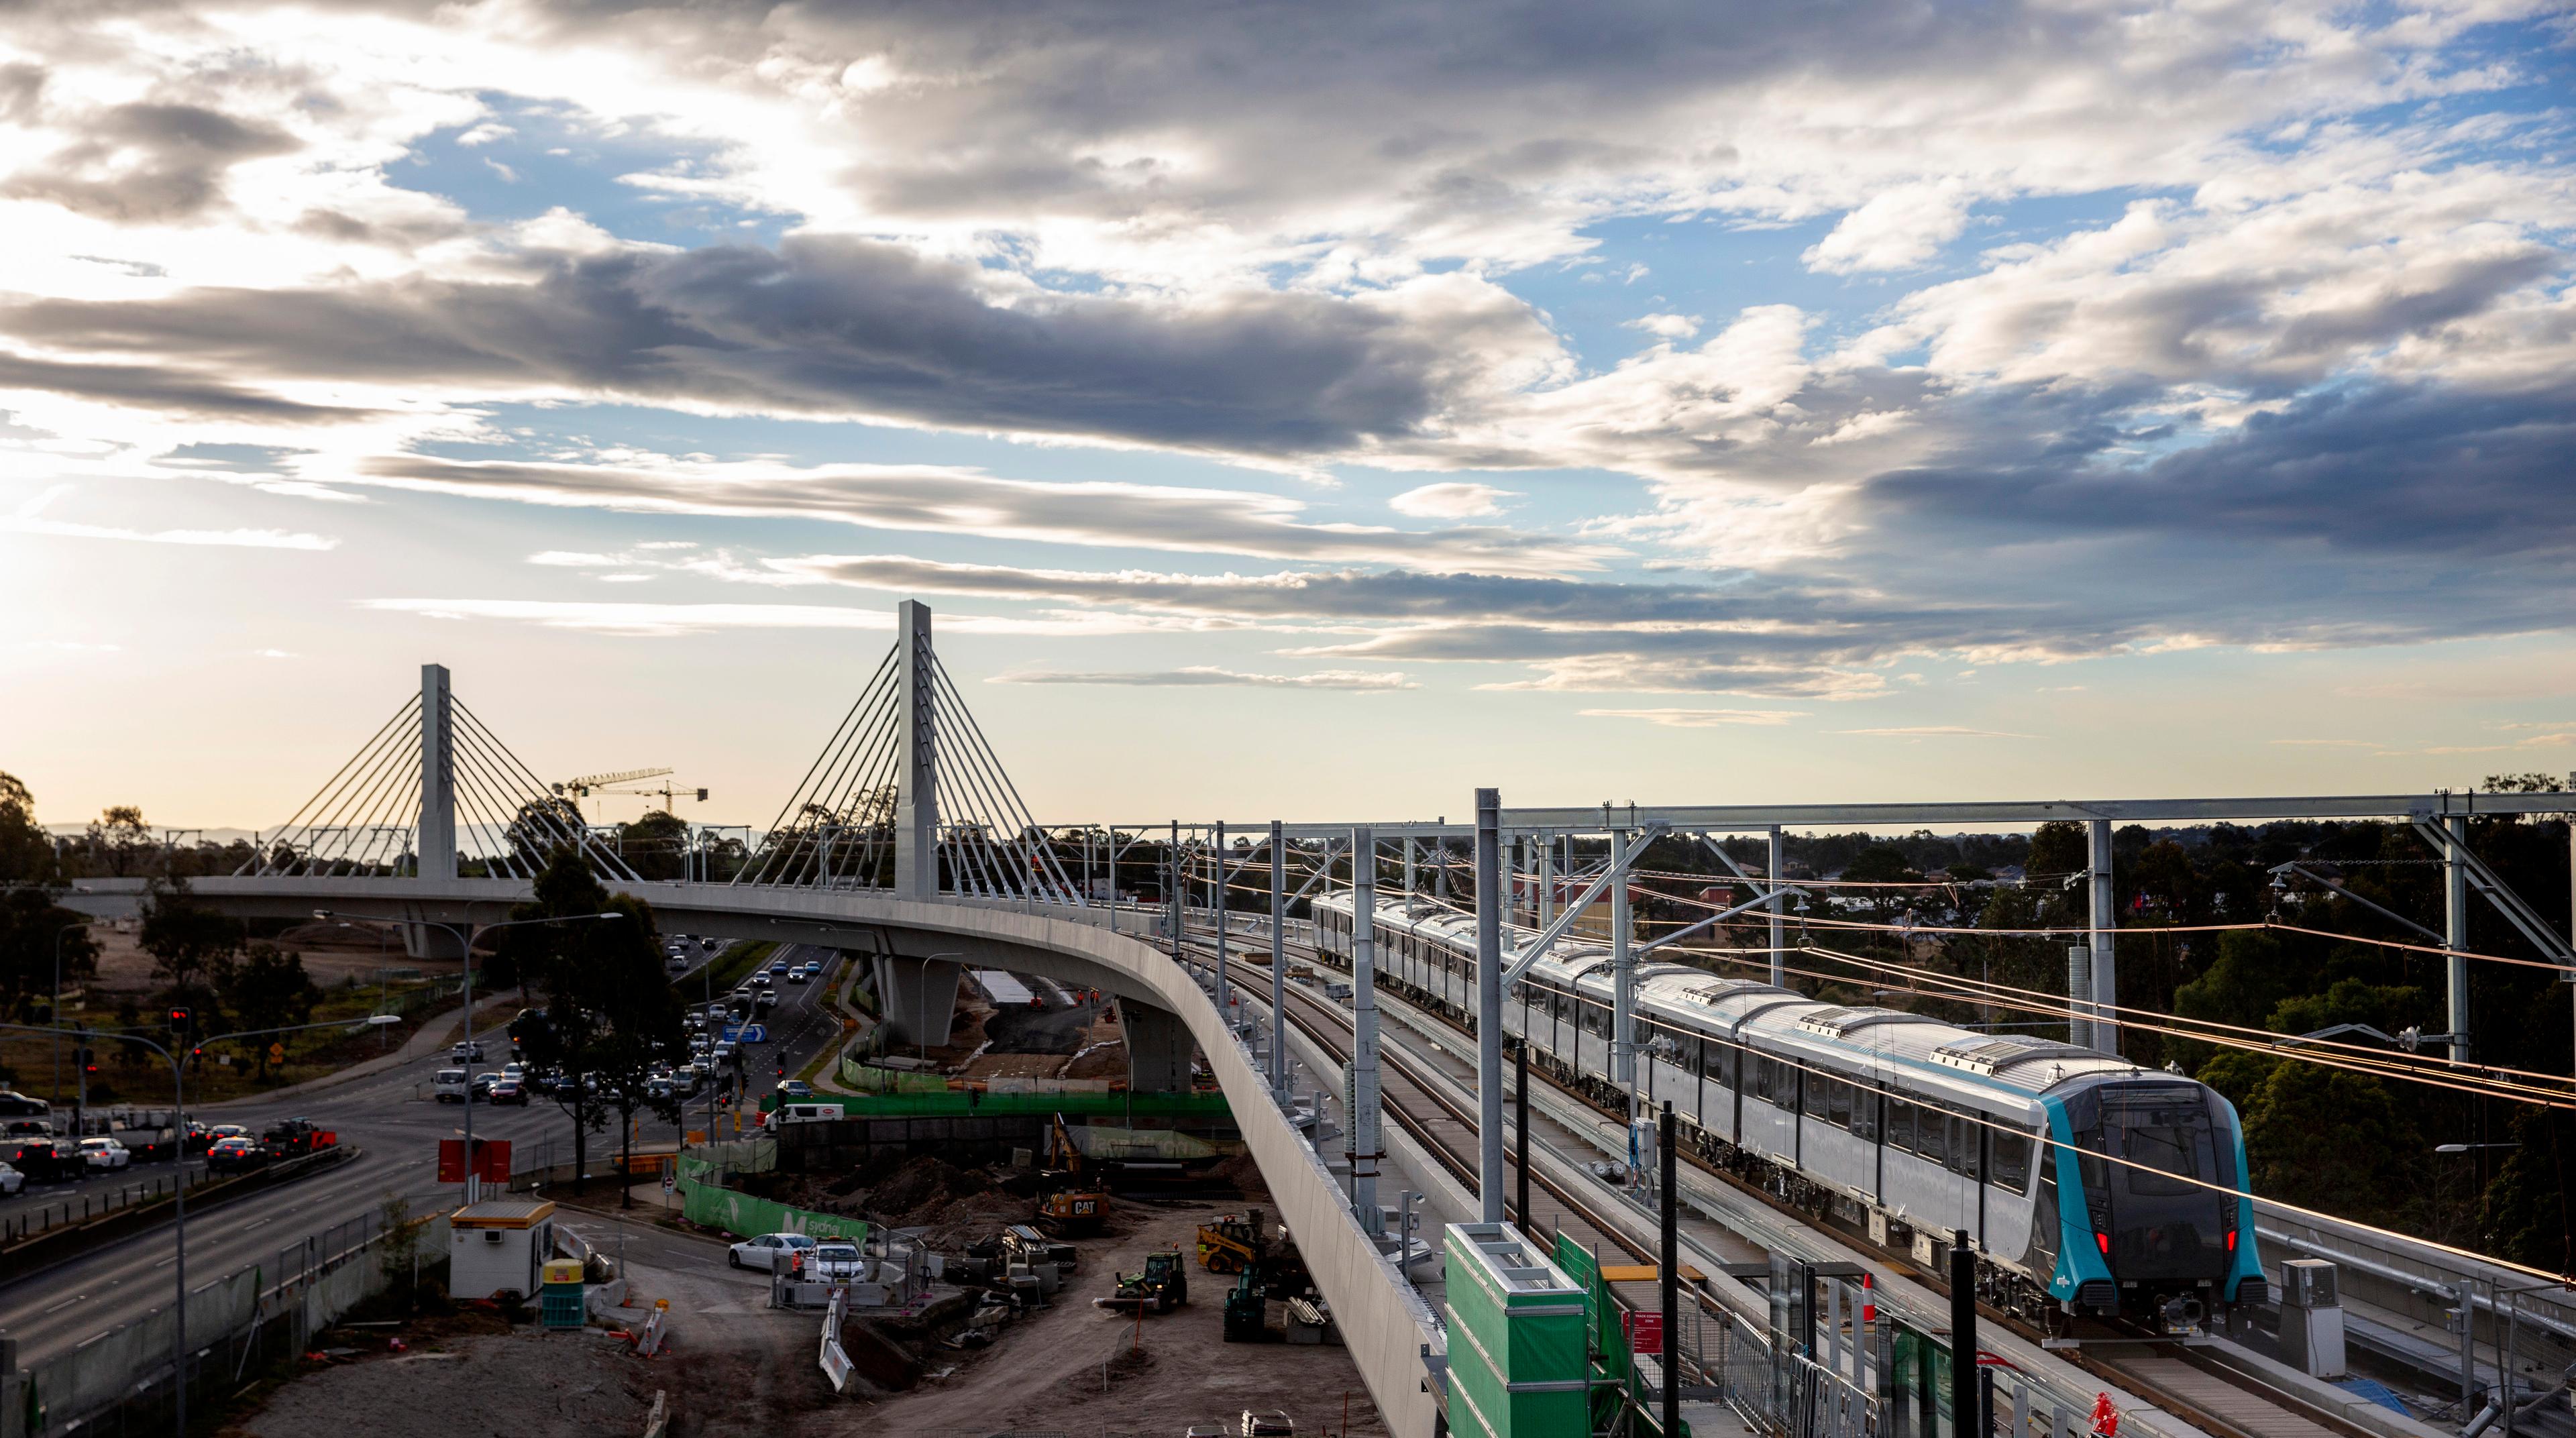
[59,598,2576,1438]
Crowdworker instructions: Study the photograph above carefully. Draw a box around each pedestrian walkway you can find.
[193,996,484,1109]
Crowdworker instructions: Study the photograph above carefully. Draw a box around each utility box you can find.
[2279,1258,2346,1379]
[449,1199,557,1303]
[540,1258,585,1330]
[1443,1223,1587,1438]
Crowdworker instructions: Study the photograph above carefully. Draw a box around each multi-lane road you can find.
[0,941,851,1368]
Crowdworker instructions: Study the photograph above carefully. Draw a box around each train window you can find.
[1701,1038,1730,1083]
[1944,1116,1980,1180]
[1886,1100,1916,1154]
[1776,1064,1801,1112]
[1849,1089,1879,1142]
[1990,1129,2033,1195]
[1802,1072,1831,1119]
[1750,1056,1772,1103]
[1826,1079,1851,1128]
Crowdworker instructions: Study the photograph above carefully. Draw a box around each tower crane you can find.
[553,767,707,815]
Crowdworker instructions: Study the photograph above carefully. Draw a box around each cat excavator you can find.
[1036,1112,1111,1236]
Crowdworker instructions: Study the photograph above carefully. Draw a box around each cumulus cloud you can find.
[1803,181,1974,274]
[992,666,1417,690]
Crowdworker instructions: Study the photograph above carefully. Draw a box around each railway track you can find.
[1176,924,2399,1438]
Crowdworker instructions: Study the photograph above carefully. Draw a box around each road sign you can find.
[268,1042,286,1065]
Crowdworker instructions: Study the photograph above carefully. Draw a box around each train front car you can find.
[2042,1076,2265,1331]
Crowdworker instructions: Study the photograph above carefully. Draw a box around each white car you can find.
[0,1160,21,1195]
[80,1138,132,1171]
[727,1232,816,1272]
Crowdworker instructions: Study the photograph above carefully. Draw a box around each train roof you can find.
[1319,890,2149,1107]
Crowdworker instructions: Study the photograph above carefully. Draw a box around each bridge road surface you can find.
[0,946,849,1368]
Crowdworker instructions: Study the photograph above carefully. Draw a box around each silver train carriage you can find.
[1309,891,2267,1327]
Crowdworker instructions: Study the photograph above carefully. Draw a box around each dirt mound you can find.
[1211,1152,1271,1203]
[865,1155,977,1217]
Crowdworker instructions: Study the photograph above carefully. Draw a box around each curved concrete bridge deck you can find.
[76,875,1445,1435]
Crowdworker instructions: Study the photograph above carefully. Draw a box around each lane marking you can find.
[42,1295,85,1314]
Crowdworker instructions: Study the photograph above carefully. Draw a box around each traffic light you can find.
[168,1006,192,1036]
[775,1064,786,1081]
[78,1046,97,1075]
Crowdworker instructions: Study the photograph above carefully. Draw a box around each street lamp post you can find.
[52,919,97,1115]
[2,1012,400,1438]
[316,909,623,1199]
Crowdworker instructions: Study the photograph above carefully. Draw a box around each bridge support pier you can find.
[1122,999,1195,1093]
[871,952,962,1048]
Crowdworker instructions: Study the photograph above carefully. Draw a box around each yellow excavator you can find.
[1036,1112,1110,1236]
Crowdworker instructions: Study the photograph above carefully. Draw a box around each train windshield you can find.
[2072,1083,2234,1280]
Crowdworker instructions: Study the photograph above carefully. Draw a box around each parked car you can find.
[80,1137,133,1172]
[0,1160,20,1195]
[488,1081,529,1106]
[808,1241,863,1280]
[775,1080,813,1100]
[727,1232,816,1272]
[433,1067,471,1103]
[205,1136,268,1173]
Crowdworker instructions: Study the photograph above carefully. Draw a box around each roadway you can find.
[0,944,852,1368]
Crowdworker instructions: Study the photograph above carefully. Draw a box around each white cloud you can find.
[1828,726,2037,738]
[527,551,621,567]
[1803,180,1974,274]
[1388,482,1515,519]
[1625,313,1701,341]
[0,513,336,550]
[994,666,1417,691]
[1578,708,1807,726]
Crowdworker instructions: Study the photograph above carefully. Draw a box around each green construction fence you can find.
[673,1156,869,1244]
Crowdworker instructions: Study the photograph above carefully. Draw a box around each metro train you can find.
[1309,891,2268,1330]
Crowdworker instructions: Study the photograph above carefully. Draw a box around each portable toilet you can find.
[449,1199,557,1301]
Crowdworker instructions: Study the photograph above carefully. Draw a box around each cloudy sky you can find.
[5,0,2574,828]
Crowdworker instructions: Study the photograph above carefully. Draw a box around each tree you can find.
[1840,845,1923,885]
[138,880,242,1015]
[221,945,321,1076]
[616,809,692,881]
[505,846,681,1196]
[86,805,153,877]
[2026,820,2088,881]
[0,887,99,1021]
[2236,1061,2416,1227]
[0,771,54,882]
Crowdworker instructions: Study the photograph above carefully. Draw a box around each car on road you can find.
[79,1137,133,1172]
[488,1080,529,1106]
[205,1136,268,1173]
[754,989,780,1011]
[0,1161,20,1195]
[727,1232,816,1272]
[767,958,789,975]
[802,959,823,975]
[786,966,807,984]
[470,1071,506,1100]
[2,1136,75,1182]
[775,1079,813,1099]
[450,1040,486,1062]
[205,1123,251,1144]
[433,1067,471,1103]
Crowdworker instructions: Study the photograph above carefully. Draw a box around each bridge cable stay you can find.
[238,696,423,876]
[930,655,1085,904]
[735,643,902,888]
[448,698,641,882]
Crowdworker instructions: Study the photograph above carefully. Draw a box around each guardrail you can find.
[0,1146,358,1284]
